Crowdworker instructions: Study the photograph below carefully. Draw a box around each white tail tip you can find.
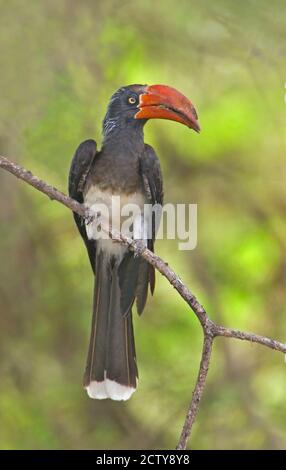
[86,377,137,401]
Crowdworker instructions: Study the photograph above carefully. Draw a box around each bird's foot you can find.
[133,240,146,258]
[83,208,100,226]
[83,211,94,226]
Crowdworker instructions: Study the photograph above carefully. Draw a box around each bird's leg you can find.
[83,207,97,226]
[83,206,105,242]
[133,240,146,258]
[133,214,148,258]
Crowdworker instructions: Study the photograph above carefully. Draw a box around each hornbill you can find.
[69,84,199,401]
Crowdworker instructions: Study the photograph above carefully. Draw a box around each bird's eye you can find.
[128,96,137,105]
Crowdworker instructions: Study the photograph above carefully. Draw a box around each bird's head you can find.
[103,84,200,138]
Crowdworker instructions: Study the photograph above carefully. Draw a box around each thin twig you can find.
[0,155,85,217]
[215,325,286,353]
[1,154,286,450]
[176,332,214,450]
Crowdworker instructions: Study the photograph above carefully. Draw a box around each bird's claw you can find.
[83,212,94,226]
[133,240,146,258]
[83,209,100,226]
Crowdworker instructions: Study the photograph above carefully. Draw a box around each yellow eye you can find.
[128,96,136,105]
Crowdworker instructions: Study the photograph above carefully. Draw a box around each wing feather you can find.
[136,144,163,310]
[68,139,97,273]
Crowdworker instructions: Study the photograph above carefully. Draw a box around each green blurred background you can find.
[0,0,286,450]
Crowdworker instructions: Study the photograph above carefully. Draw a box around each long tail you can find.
[83,249,138,401]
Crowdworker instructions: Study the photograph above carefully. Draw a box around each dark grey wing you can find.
[141,144,164,203]
[136,144,163,313]
[68,139,97,273]
[141,143,163,234]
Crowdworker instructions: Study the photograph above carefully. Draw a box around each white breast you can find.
[84,186,147,258]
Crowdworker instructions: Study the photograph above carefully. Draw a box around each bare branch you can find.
[1,154,285,450]
[215,325,286,353]
[0,155,85,217]
[176,332,214,450]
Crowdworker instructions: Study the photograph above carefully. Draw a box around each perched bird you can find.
[69,84,199,401]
